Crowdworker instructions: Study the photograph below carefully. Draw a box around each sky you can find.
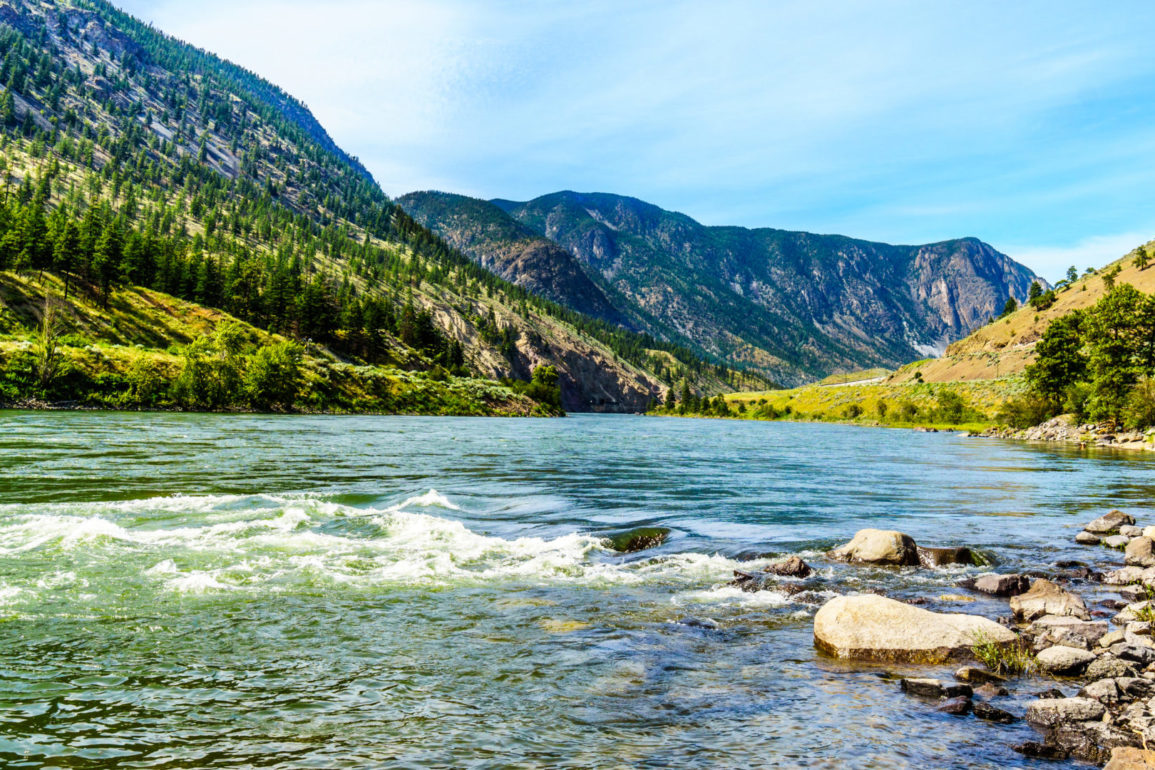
[113,0,1155,281]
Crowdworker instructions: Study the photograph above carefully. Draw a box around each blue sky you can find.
[115,0,1155,280]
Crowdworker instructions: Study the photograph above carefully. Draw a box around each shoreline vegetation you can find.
[0,273,565,417]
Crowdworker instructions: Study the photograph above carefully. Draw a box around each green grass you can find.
[971,631,1035,676]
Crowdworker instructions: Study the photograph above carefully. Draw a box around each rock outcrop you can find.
[1009,579,1090,622]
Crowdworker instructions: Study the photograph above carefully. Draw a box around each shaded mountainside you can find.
[0,0,766,411]
[402,190,1043,386]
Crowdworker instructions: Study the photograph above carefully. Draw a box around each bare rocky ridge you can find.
[401,191,1045,386]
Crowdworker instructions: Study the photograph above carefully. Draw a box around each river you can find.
[0,411,1152,768]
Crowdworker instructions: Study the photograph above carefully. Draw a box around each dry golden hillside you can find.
[887,241,1155,384]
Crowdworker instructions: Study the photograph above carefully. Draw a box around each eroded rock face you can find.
[1086,511,1136,535]
[828,529,919,566]
[1104,747,1155,770]
[813,594,1015,663]
[1009,579,1090,622]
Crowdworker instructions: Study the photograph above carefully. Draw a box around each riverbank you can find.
[744,513,1155,764]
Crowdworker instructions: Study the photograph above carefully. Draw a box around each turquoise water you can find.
[0,411,1152,768]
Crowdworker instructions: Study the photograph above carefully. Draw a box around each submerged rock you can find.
[1009,579,1090,622]
[607,527,670,553]
[813,595,1016,663]
[937,695,972,715]
[828,529,920,566]
[1086,510,1136,535]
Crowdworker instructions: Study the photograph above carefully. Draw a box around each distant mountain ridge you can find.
[399,190,1044,385]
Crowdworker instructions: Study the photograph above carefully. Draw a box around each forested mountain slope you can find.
[0,0,765,411]
[401,190,1044,386]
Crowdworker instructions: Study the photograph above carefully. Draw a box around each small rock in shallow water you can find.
[955,666,1006,684]
[607,527,671,553]
[974,701,1017,723]
[1013,741,1069,760]
[918,546,981,567]
[765,555,812,578]
[1034,687,1067,699]
[900,678,947,698]
[1036,646,1096,676]
[1086,510,1136,535]
[675,617,719,630]
[1106,535,1132,550]
[962,573,1030,597]
[1121,526,1144,538]
[937,696,971,715]
[828,529,919,566]
[1076,531,1102,545]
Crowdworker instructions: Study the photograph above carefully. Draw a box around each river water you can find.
[1,411,1153,768]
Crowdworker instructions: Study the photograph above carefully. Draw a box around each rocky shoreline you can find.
[732,521,1155,767]
[980,415,1155,452]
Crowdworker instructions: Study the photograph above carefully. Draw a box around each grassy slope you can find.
[0,271,547,415]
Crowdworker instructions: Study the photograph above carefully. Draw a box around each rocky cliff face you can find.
[407,191,1044,385]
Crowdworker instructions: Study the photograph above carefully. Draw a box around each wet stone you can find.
[974,701,1017,723]
[937,696,971,715]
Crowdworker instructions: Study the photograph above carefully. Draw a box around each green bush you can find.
[244,341,303,410]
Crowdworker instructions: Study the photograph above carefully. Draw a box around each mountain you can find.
[399,190,1044,386]
[0,0,764,411]
[893,242,1155,384]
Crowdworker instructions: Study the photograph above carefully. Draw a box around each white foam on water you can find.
[0,489,768,594]
[672,585,793,608]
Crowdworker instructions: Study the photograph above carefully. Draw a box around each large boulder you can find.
[1127,537,1155,568]
[1009,579,1090,622]
[828,529,919,566]
[1086,510,1136,535]
[813,594,1016,663]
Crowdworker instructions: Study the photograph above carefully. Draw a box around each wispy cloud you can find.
[115,0,1155,275]
[1001,233,1151,283]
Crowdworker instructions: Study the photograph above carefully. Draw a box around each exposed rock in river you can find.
[959,572,1030,597]
[813,594,1015,663]
[1087,511,1137,535]
[828,529,919,566]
